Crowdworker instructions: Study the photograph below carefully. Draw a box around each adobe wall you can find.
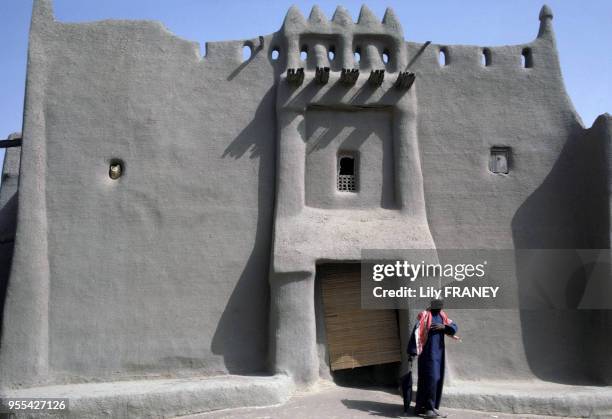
[1,0,278,387]
[408,8,593,383]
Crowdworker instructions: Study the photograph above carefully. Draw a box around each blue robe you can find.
[408,312,458,413]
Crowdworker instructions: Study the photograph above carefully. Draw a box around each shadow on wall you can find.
[227,38,265,82]
[304,107,396,210]
[0,193,18,348]
[511,127,611,385]
[210,87,276,374]
[579,118,612,385]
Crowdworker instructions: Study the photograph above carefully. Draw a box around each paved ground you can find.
[183,382,564,419]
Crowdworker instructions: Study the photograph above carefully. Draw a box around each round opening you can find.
[242,45,252,61]
[271,48,280,61]
[328,47,335,61]
[382,51,390,64]
[300,46,308,61]
[109,160,123,180]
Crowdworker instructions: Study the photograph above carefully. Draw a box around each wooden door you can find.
[321,265,401,371]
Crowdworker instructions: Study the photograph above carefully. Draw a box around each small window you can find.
[271,48,280,61]
[521,48,533,68]
[482,48,491,66]
[328,46,335,61]
[109,159,124,180]
[338,155,357,192]
[382,50,390,64]
[300,45,308,61]
[242,45,252,61]
[489,147,510,174]
[439,48,447,66]
[354,47,361,64]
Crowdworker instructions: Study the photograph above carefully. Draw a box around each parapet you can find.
[27,1,563,83]
[277,5,407,72]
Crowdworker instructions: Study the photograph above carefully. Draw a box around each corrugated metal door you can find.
[321,265,401,371]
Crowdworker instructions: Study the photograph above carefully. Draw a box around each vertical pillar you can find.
[268,270,319,385]
[275,109,305,217]
[0,0,53,388]
[339,35,354,70]
[286,35,301,70]
[393,93,426,217]
[363,44,381,70]
[312,43,329,69]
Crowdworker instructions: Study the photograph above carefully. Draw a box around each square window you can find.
[489,147,510,174]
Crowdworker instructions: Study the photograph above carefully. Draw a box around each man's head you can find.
[429,299,444,313]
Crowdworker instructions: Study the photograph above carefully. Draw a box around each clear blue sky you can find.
[1,0,611,165]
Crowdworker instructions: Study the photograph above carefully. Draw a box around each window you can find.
[300,45,308,61]
[489,147,510,174]
[354,47,361,65]
[482,48,491,66]
[382,49,390,64]
[337,155,357,192]
[109,159,124,180]
[439,47,447,66]
[242,45,252,61]
[521,48,533,68]
[328,46,335,61]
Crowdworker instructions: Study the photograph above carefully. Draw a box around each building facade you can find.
[0,0,611,416]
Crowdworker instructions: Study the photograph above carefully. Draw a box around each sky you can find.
[0,0,611,166]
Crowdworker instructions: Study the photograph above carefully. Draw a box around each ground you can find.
[182,382,565,419]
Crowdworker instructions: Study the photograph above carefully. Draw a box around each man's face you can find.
[430,299,444,311]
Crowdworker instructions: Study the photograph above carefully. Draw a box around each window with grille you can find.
[337,155,357,192]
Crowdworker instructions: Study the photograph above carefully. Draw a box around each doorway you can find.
[318,264,401,386]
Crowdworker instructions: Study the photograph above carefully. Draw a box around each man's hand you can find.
[430,323,445,332]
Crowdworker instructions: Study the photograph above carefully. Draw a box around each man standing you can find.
[407,299,458,418]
